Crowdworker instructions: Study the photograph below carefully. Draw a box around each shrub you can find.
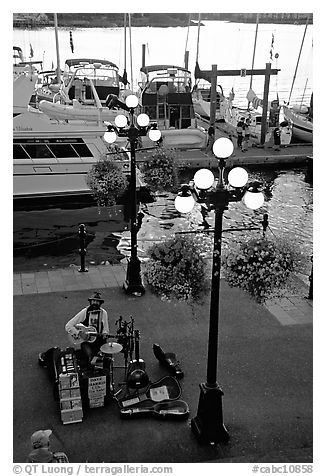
[222,236,299,303]
[140,147,179,192]
[144,234,210,302]
[86,153,128,207]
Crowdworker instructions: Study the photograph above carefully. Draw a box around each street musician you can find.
[65,291,110,364]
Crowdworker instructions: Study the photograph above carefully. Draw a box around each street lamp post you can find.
[174,137,264,444]
[104,94,161,296]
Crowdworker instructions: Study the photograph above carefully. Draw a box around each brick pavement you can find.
[13,263,313,326]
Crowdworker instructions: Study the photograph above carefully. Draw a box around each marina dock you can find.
[172,142,312,169]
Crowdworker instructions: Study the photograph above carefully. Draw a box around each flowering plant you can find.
[86,151,128,207]
[144,234,210,302]
[140,147,179,192]
[222,236,299,302]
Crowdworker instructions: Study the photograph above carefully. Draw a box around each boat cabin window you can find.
[47,143,80,158]
[13,138,92,159]
[13,144,30,159]
[23,143,55,159]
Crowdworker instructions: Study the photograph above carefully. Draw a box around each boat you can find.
[190,15,225,122]
[192,13,292,146]
[282,18,312,143]
[35,58,127,106]
[192,80,225,121]
[13,68,39,116]
[38,98,124,123]
[282,103,312,143]
[218,91,292,145]
[138,64,207,149]
[13,46,42,79]
[13,109,132,200]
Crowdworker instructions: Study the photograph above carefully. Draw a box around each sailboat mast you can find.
[287,17,309,105]
[184,14,191,68]
[249,14,259,91]
[53,13,61,83]
[195,13,201,65]
[247,13,259,110]
[124,13,127,77]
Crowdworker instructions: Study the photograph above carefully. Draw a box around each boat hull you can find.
[283,106,313,143]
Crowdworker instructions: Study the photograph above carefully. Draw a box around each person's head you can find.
[88,291,104,309]
[31,429,52,449]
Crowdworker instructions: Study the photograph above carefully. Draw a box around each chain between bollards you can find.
[78,224,88,273]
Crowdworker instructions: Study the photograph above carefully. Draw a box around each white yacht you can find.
[13,110,130,200]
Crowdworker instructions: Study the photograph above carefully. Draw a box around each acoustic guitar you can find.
[67,323,108,345]
[126,330,149,389]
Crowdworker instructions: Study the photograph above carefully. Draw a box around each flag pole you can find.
[247,13,259,110]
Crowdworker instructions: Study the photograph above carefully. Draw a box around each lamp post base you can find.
[191,383,229,445]
[123,257,145,296]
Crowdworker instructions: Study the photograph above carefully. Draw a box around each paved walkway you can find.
[13,263,313,326]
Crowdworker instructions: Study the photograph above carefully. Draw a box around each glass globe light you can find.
[148,129,162,142]
[212,137,234,158]
[174,194,195,214]
[228,167,248,188]
[104,130,117,144]
[194,169,215,190]
[115,114,128,128]
[137,113,150,127]
[243,190,264,210]
[126,94,139,108]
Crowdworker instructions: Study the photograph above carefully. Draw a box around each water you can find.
[13,167,313,277]
[13,19,313,106]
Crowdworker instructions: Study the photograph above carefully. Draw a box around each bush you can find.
[144,234,210,302]
[86,154,128,207]
[222,236,298,302]
[140,147,179,192]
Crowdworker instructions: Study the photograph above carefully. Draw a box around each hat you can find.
[88,291,104,304]
[31,429,52,448]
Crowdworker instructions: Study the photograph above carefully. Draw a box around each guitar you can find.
[126,330,148,388]
[67,323,108,345]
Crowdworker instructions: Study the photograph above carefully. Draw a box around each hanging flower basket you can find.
[86,152,128,207]
[140,147,179,193]
[144,234,210,302]
[222,236,299,303]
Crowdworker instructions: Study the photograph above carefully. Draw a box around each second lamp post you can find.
[104,94,161,296]
[175,137,264,444]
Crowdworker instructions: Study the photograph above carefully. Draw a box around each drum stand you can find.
[99,342,123,394]
[114,316,135,379]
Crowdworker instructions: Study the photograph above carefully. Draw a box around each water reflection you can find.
[13,167,313,277]
[116,167,313,276]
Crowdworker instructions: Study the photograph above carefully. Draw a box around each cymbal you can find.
[100,342,123,355]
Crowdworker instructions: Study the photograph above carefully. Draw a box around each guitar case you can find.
[120,399,189,420]
[116,375,189,421]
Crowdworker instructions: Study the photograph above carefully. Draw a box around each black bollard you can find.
[262,213,269,237]
[307,258,313,300]
[78,224,88,272]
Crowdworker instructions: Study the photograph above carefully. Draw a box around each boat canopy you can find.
[65,58,118,69]
[141,65,190,74]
